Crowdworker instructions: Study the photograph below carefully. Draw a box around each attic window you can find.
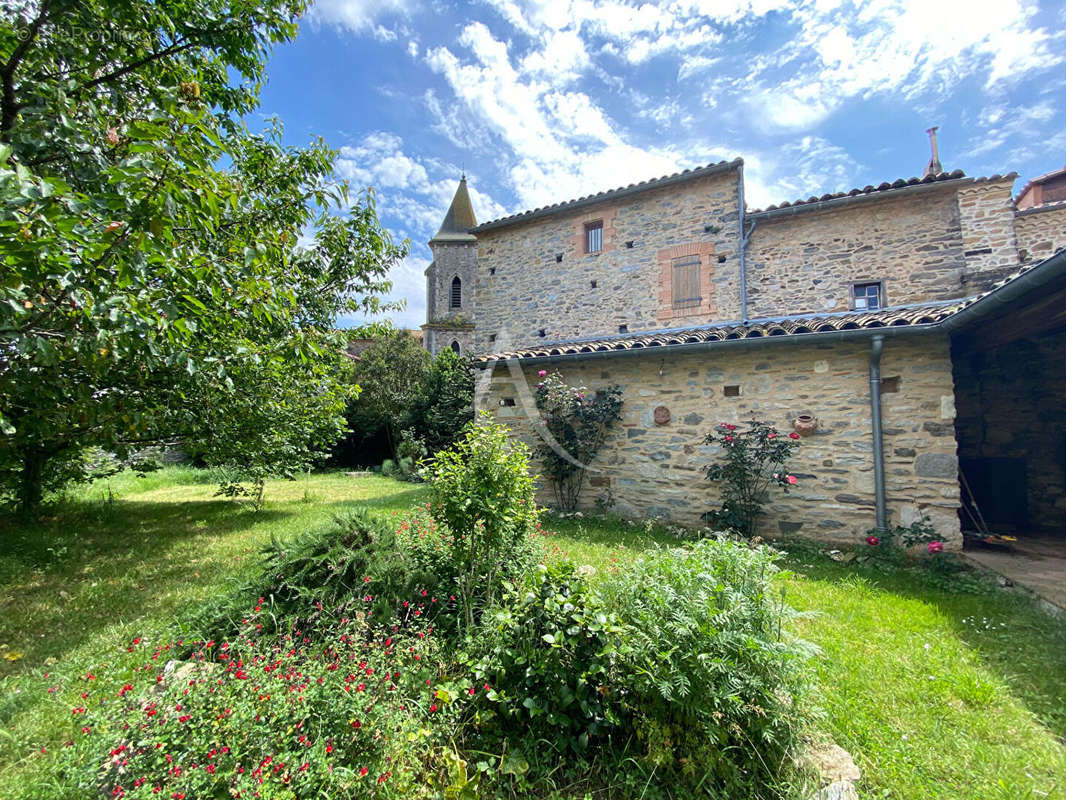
[851,281,883,311]
[450,276,462,309]
[585,221,603,253]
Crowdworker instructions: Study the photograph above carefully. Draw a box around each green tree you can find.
[408,347,474,454]
[0,1,406,513]
[346,330,430,457]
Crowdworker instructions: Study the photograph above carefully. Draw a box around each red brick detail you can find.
[657,242,717,321]
[572,205,619,258]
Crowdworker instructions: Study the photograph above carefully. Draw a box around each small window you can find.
[585,221,603,253]
[851,281,883,311]
[450,340,461,355]
[723,385,741,397]
[590,280,598,289]
[555,253,563,263]
[672,255,701,309]
[618,324,628,334]
[488,333,497,343]
[450,276,462,309]
[538,328,546,338]
[882,376,900,393]
[489,267,496,275]
[500,397,516,407]
[625,240,634,249]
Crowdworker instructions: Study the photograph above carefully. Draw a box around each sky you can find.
[253,0,1066,329]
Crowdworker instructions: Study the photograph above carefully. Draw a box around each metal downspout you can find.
[869,334,887,532]
[737,165,749,324]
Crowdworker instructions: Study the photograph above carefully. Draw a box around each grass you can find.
[1,470,1064,799]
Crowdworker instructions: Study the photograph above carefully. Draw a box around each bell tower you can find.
[423,175,478,356]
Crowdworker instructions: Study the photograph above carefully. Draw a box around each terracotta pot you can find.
[793,414,818,437]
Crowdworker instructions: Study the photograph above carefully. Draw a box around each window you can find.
[450,276,462,309]
[450,340,461,355]
[851,281,883,311]
[585,221,603,253]
[723,385,741,397]
[672,255,701,309]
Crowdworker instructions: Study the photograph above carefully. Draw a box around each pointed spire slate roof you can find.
[431,176,478,243]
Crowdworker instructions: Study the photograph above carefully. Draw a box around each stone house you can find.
[422,156,1066,548]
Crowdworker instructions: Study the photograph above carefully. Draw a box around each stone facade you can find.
[472,167,742,353]
[478,336,961,547]
[1015,204,1066,264]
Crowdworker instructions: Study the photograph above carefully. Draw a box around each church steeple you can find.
[431,175,478,243]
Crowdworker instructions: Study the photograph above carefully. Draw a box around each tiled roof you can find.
[471,159,742,233]
[1016,198,1066,217]
[474,303,961,364]
[749,171,1017,216]
[1015,165,1066,203]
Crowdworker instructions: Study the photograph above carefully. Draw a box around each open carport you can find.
[950,249,1066,610]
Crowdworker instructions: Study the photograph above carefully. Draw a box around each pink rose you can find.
[866,536,879,546]
[537,370,546,378]
[726,424,736,431]
[786,475,797,485]
[789,432,800,440]
[927,541,944,554]
[724,435,733,442]
[767,432,777,439]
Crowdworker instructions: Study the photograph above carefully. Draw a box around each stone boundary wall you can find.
[478,337,962,548]
[472,169,742,352]
[955,178,1020,290]
[1015,204,1066,265]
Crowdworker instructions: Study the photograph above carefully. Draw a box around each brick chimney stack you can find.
[923,126,943,178]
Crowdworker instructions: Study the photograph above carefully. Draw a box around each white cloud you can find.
[308,0,416,32]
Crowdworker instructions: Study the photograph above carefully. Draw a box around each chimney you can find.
[923,126,943,178]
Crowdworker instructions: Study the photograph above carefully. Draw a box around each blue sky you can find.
[255,0,1066,328]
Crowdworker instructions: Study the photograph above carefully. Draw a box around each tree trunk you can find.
[18,449,47,518]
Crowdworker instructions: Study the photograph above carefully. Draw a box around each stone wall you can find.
[955,178,1020,290]
[477,336,962,547]
[953,329,1066,531]
[746,188,967,317]
[472,169,742,352]
[1015,204,1066,265]
[426,239,478,355]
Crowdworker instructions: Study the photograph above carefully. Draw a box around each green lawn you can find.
[1,470,1064,799]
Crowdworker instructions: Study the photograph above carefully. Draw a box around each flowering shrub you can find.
[40,604,466,799]
[533,370,623,512]
[865,515,940,551]
[703,420,801,536]
[425,416,541,631]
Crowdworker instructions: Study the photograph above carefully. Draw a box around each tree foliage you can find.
[345,330,431,457]
[407,347,475,454]
[0,1,406,512]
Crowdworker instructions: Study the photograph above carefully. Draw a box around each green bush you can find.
[601,538,812,796]
[425,415,541,631]
[469,562,622,755]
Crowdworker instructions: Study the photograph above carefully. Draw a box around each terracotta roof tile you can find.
[471,159,742,232]
[475,303,961,364]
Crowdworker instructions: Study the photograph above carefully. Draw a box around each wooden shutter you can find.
[672,256,701,308]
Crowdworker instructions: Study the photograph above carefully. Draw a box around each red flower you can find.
[786,475,797,485]
[928,541,944,553]
[767,432,777,439]
[789,432,800,439]
[866,536,879,546]
[359,767,368,776]
[429,703,438,712]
